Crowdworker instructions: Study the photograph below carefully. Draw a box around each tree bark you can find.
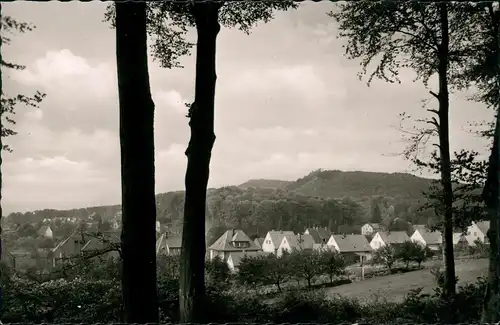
[115,2,159,323]
[179,2,221,323]
[437,2,456,298]
[482,4,500,322]
[0,2,4,317]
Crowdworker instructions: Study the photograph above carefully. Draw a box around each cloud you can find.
[230,65,338,102]
[1,2,495,214]
[13,49,116,100]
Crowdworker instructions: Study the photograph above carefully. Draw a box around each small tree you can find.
[289,250,322,288]
[319,249,345,284]
[205,255,230,286]
[395,241,428,269]
[264,254,291,292]
[237,255,267,291]
[372,245,397,272]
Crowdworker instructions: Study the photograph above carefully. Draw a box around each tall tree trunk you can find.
[115,2,158,323]
[437,2,456,298]
[0,2,4,317]
[482,3,500,322]
[179,2,221,323]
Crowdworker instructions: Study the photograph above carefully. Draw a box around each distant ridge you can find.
[238,179,292,189]
[8,169,435,227]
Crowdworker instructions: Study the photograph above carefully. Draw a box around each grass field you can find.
[324,258,488,303]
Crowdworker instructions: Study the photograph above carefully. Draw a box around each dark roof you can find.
[305,227,331,244]
[331,234,372,253]
[284,234,315,250]
[377,231,410,245]
[254,237,265,248]
[156,233,182,253]
[415,229,442,245]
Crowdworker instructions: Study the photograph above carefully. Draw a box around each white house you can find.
[37,225,53,239]
[410,228,442,251]
[327,234,372,263]
[261,230,295,254]
[465,221,490,246]
[361,223,382,236]
[276,234,315,257]
[369,231,410,250]
[208,229,260,261]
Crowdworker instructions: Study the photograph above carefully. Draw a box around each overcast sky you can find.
[2,2,494,213]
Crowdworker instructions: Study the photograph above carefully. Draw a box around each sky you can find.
[2,2,494,214]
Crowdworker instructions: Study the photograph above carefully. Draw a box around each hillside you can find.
[238,179,292,189]
[288,169,433,201]
[8,170,437,238]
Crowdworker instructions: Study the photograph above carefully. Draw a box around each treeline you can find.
[9,180,437,240]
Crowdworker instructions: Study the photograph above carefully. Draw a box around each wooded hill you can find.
[8,169,437,238]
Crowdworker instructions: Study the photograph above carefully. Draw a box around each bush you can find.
[0,254,488,324]
[270,290,361,323]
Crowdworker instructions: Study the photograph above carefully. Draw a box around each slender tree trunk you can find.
[482,4,500,322]
[0,2,4,317]
[437,2,456,298]
[179,2,221,323]
[115,2,158,323]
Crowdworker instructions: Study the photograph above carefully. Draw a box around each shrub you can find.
[372,245,397,272]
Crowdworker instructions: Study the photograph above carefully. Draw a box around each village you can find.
[2,212,490,274]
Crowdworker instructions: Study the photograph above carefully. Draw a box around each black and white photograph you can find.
[0,1,499,323]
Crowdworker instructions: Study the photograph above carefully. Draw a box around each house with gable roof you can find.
[361,223,382,236]
[208,229,260,261]
[277,233,315,257]
[50,230,120,267]
[253,237,265,249]
[465,220,490,246]
[37,225,53,239]
[370,231,410,250]
[261,230,295,254]
[410,228,442,251]
[304,227,332,245]
[156,232,182,255]
[327,234,372,264]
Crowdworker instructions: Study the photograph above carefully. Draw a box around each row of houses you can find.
[365,221,490,250]
[3,220,490,273]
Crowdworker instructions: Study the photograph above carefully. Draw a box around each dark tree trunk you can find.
[482,5,500,321]
[276,280,282,292]
[0,2,3,316]
[179,2,221,323]
[437,2,456,298]
[115,2,158,323]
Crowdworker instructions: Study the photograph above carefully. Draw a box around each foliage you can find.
[289,250,323,288]
[1,15,46,152]
[8,170,439,237]
[395,240,428,268]
[0,255,489,324]
[372,245,397,272]
[236,255,269,289]
[318,249,345,283]
[205,255,230,287]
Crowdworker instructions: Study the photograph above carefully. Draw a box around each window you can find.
[473,232,477,237]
